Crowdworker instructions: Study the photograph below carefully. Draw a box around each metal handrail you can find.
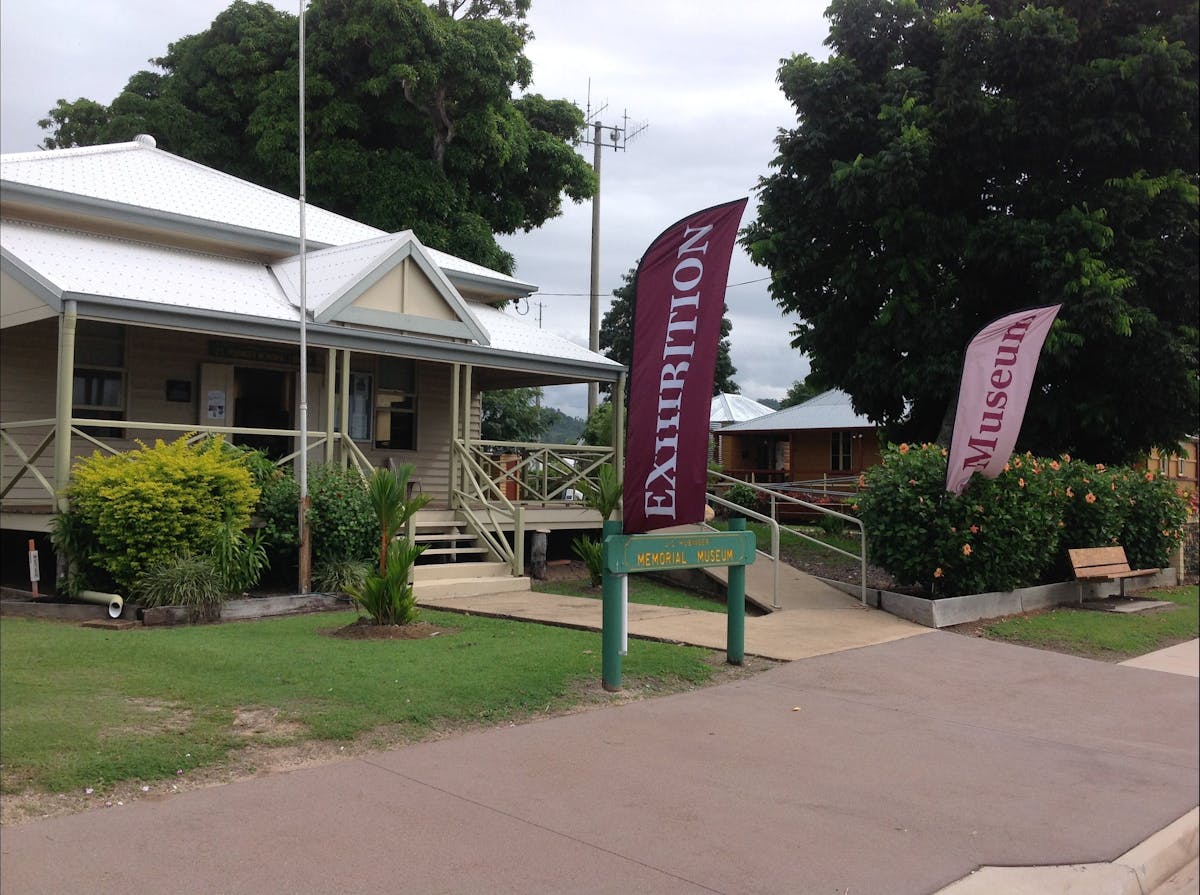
[703,491,783,610]
[709,470,868,606]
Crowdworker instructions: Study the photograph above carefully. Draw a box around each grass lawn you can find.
[711,519,863,574]
[0,609,724,802]
[980,585,1199,660]
[533,576,727,613]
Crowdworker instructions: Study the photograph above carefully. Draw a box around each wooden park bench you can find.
[1068,546,1158,600]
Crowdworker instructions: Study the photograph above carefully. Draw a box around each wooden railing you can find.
[462,439,614,504]
[1,416,360,504]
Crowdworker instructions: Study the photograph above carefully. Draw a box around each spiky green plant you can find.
[571,536,604,587]
[367,465,431,573]
[580,463,621,521]
[349,540,425,625]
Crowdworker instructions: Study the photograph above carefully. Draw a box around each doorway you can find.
[233,367,292,459]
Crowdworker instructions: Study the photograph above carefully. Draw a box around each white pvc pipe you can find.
[77,589,123,619]
[620,574,628,656]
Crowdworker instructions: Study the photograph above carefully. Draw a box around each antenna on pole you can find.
[579,80,647,417]
[297,0,311,593]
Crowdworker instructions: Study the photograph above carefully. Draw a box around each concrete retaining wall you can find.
[819,568,1180,628]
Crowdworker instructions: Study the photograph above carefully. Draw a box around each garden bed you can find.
[815,568,1180,628]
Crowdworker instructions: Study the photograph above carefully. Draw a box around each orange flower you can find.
[908,479,918,485]
[1095,463,1106,472]
[1145,471,1155,481]
[1049,460,1061,471]
[1018,478,1026,488]
[1085,492,1096,504]
[1013,457,1023,469]
[962,544,972,556]
[1066,487,1075,498]
[940,448,948,457]
[934,567,944,578]
[898,443,910,455]
[1003,463,1011,472]
[858,474,867,488]
[970,525,979,534]
[1063,454,1071,462]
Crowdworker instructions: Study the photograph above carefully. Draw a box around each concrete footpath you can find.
[1,588,1196,894]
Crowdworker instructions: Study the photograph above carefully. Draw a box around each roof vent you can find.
[133,134,157,149]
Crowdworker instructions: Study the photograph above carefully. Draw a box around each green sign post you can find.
[600,518,754,690]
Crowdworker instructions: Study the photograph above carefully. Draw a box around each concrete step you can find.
[413,561,511,582]
[418,545,490,558]
[414,575,531,599]
[413,509,459,525]
[414,530,467,542]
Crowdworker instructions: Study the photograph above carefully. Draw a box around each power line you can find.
[530,275,771,298]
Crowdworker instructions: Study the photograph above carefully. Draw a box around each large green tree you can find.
[743,0,1199,464]
[38,0,594,274]
[598,267,739,401]
[480,387,555,441]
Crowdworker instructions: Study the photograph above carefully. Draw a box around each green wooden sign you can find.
[605,531,757,574]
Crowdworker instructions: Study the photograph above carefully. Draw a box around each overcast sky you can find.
[0,0,832,419]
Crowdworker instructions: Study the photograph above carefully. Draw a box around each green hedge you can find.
[857,444,1189,597]
[257,464,378,576]
[63,437,259,592]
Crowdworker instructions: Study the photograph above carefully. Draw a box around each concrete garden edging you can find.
[817,568,1180,628]
[0,590,349,625]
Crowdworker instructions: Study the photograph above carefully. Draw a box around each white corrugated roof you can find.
[2,220,294,319]
[0,219,619,372]
[710,393,774,426]
[720,389,875,432]
[426,246,535,294]
[272,232,418,314]
[1,139,382,247]
[468,303,623,369]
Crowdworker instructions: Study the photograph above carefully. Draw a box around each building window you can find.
[72,321,125,436]
[831,431,853,471]
[374,357,417,451]
[1179,454,1187,477]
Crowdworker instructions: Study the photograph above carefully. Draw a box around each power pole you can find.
[579,92,647,417]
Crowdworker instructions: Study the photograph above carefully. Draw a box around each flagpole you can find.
[297,0,311,593]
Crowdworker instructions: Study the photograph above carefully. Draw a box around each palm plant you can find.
[580,463,622,520]
[351,465,431,625]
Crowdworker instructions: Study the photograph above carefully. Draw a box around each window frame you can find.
[830,431,853,472]
[72,322,126,437]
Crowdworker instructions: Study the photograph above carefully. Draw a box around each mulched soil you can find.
[324,618,458,640]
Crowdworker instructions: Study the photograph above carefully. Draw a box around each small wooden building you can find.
[1,136,624,589]
[716,389,881,486]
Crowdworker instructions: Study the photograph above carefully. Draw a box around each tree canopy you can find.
[743,0,1198,464]
[480,387,556,442]
[38,0,595,274]
[599,267,739,401]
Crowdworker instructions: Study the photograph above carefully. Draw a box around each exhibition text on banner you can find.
[623,198,748,534]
